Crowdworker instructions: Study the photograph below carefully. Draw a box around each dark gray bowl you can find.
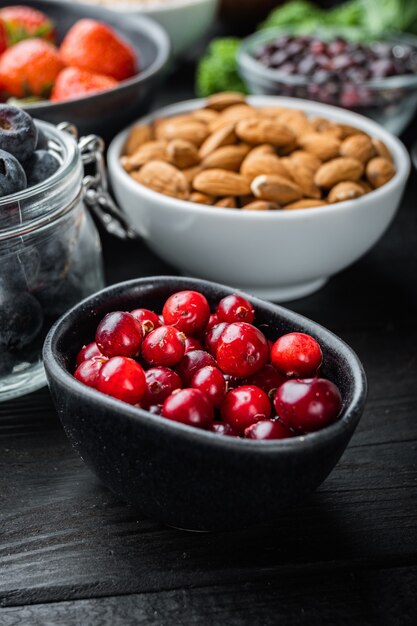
[0,0,170,139]
[43,276,367,531]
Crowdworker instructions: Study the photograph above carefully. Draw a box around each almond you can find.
[241,152,291,180]
[310,117,343,139]
[122,141,168,171]
[251,175,302,205]
[166,139,200,169]
[280,159,321,199]
[202,144,250,171]
[249,144,276,156]
[298,133,341,161]
[372,138,393,162]
[284,199,327,210]
[206,92,246,111]
[236,118,295,147]
[183,165,203,184]
[241,200,280,211]
[134,160,189,200]
[214,196,237,208]
[124,124,152,155]
[192,109,219,124]
[258,106,287,118]
[210,105,259,132]
[156,120,209,146]
[276,109,310,136]
[315,157,364,188]
[327,181,365,203]
[366,157,396,188]
[189,192,214,205]
[340,134,375,164]
[290,150,322,173]
[337,124,367,139]
[193,169,251,196]
[198,123,236,159]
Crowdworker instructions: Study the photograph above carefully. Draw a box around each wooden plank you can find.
[1,566,416,625]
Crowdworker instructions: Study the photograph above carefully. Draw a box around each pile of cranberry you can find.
[74,290,342,440]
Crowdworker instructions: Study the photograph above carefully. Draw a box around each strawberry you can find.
[0,5,56,46]
[0,39,64,98]
[60,19,137,82]
[51,67,118,102]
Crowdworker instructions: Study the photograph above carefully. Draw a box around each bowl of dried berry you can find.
[108,93,410,301]
[43,276,367,531]
[238,29,417,135]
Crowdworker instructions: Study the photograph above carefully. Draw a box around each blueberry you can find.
[24,150,60,187]
[35,126,49,150]
[0,285,44,351]
[0,149,27,198]
[0,105,37,162]
[0,350,15,377]
[34,271,85,319]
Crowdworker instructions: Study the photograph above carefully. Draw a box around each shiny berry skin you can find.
[274,378,342,433]
[163,290,210,336]
[244,419,294,440]
[270,332,322,378]
[191,365,226,407]
[176,349,216,386]
[141,325,185,367]
[206,313,219,331]
[247,364,286,398]
[75,341,102,367]
[216,294,255,324]
[143,367,182,407]
[96,311,143,358]
[221,385,271,434]
[184,336,203,353]
[96,356,146,405]
[210,422,237,436]
[74,356,106,388]
[216,322,268,377]
[204,322,229,356]
[162,388,214,428]
[130,308,161,336]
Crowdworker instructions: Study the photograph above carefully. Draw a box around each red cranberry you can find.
[184,336,203,353]
[221,385,271,434]
[162,290,210,336]
[176,349,216,385]
[216,322,268,377]
[130,308,161,335]
[96,311,143,358]
[75,341,102,367]
[191,365,226,407]
[96,356,146,405]
[143,367,182,407]
[141,325,185,367]
[210,422,237,437]
[74,356,107,388]
[216,294,255,324]
[270,332,322,378]
[244,419,294,440]
[274,378,342,433]
[162,388,214,428]
[204,322,229,356]
[206,313,219,331]
[247,364,286,398]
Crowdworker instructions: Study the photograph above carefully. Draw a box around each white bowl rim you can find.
[82,0,216,14]
[108,95,411,221]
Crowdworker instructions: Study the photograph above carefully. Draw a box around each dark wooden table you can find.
[1,59,417,626]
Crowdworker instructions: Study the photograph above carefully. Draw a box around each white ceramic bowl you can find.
[108,96,410,301]
[75,0,218,58]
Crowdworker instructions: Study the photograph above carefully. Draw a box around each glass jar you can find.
[0,121,105,401]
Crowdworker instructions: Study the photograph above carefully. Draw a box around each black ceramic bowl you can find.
[0,0,170,139]
[43,277,367,531]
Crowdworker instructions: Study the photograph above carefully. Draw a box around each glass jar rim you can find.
[0,120,82,239]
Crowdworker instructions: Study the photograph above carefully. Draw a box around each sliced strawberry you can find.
[0,5,56,46]
[51,67,118,102]
[60,19,137,82]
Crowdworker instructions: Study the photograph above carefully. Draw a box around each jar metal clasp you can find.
[57,122,137,241]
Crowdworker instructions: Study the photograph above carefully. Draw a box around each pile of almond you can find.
[121,92,396,211]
